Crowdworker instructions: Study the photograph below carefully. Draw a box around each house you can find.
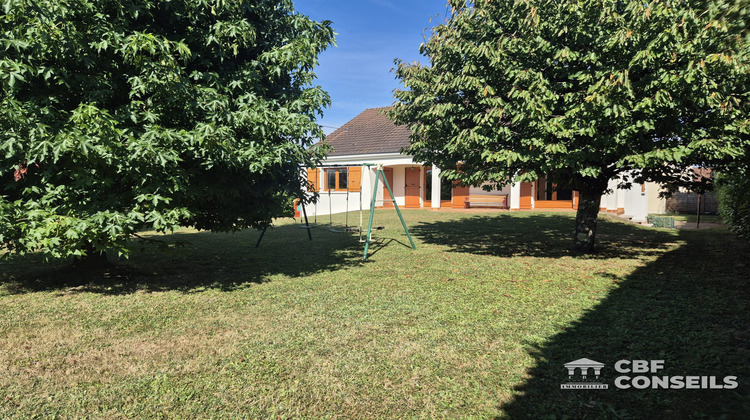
[304,107,479,216]
[305,107,666,222]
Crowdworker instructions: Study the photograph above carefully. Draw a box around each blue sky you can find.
[295,0,449,134]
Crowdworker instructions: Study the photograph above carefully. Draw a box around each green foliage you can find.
[389,0,749,193]
[0,0,334,259]
[716,160,750,239]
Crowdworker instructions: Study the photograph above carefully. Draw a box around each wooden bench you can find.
[464,194,508,209]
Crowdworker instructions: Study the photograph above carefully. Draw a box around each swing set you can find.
[256,163,416,261]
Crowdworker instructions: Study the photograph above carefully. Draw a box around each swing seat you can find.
[346,226,384,233]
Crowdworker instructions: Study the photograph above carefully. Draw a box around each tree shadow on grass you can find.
[365,238,413,259]
[497,228,750,418]
[411,213,677,259]
[0,223,363,295]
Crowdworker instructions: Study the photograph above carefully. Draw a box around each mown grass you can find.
[0,210,747,418]
[654,212,724,224]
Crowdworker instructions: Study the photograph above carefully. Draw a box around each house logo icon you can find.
[560,358,609,389]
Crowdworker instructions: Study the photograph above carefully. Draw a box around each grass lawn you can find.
[1,210,748,418]
[652,213,724,224]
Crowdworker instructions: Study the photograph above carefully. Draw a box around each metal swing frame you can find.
[255,163,417,261]
[362,164,416,261]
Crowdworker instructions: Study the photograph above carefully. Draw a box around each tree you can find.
[717,156,750,239]
[389,0,749,252]
[0,0,334,262]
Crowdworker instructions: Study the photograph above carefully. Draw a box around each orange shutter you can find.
[519,182,533,209]
[348,167,361,192]
[306,168,319,192]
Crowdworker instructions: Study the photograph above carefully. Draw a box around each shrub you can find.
[717,164,750,239]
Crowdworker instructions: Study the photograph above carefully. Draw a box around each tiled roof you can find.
[320,107,412,156]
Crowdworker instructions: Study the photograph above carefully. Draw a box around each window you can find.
[307,167,360,192]
[536,176,572,201]
[326,168,349,191]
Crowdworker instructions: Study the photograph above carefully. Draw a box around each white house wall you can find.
[603,179,619,211]
[616,186,626,212]
[303,168,369,218]
[370,166,384,208]
[623,184,648,222]
[510,182,521,210]
[469,183,512,197]
[647,182,667,214]
[306,191,366,218]
[599,174,668,222]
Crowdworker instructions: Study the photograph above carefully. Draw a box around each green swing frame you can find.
[362,164,416,261]
[256,163,416,261]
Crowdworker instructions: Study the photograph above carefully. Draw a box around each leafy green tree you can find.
[1,0,334,262]
[389,0,749,252]
[717,157,750,239]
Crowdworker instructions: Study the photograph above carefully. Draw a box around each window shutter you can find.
[307,168,319,192]
[348,167,361,192]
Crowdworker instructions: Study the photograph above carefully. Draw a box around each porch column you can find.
[510,178,521,210]
[604,179,618,212]
[364,166,381,207]
[359,166,372,210]
[431,166,442,208]
[616,184,626,214]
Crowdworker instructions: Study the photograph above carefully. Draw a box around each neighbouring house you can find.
[304,107,666,222]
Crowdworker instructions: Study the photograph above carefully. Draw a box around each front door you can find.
[383,168,394,207]
[405,167,421,208]
[519,182,533,209]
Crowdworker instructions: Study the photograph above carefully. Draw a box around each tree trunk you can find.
[573,189,603,253]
